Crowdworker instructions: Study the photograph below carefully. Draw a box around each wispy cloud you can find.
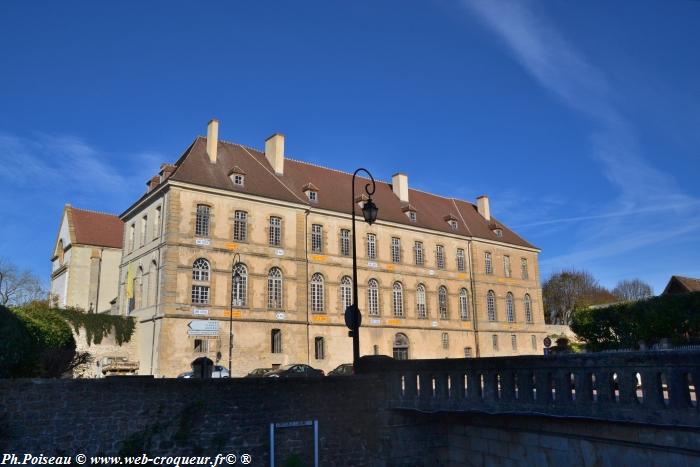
[464,0,700,280]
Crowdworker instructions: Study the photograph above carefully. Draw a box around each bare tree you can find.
[0,258,45,306]
[612,279,653,302]
[543,269,616,324]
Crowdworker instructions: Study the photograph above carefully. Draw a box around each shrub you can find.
[570,292,700,351]
[0,305,36,377]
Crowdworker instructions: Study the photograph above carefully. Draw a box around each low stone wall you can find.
[0,377,385,466]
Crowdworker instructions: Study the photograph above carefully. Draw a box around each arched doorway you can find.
[393,333,409,360]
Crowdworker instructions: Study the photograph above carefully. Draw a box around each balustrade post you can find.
[640,369,664,409]
[534,370,550,405]
[450,372,465,403]
[482,371,498,403]
[594,369,614,405]
[468,372,481,401]
[517,370,535,403]
[575,370,592,405]
[403,371,418,406]
[418,372,432,405]
[500,370,515,403]
[435,372,449,409]
[617,369,640,406]
[667,368,691,409]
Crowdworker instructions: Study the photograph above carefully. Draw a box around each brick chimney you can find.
[392,173,409,203]
[206,119,219,164]
[477,195,491,221]
[146,175,160,192]
[265,133,285,175]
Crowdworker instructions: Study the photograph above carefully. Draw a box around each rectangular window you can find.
[504,255,511,278]
[269,216,282,246]
[511,334,517,351]
[442,332,449,349]
[233,174,244,186]
[414,241,424,266]
[308,190,318,202]
[271,329,282,353]
[128,224,135,251]
[141,216,147,246]
[531,335,537,350]
[492,334,499,351]
[195,205,210,237]
[315,336,325,360]
[485,252,493,274]
[193,339,209,353]
[373,344,379,355]
[436,245,445,269]
[521,258,529,279]
[154,206,161,239]
[464,347,473,358]
[234,211,247,242]
[366,233,376,260]
[191,285,209,304]
[391,237,401,263]
[311,224,323,253]
[456,248,465,272]
[340,229,350,256]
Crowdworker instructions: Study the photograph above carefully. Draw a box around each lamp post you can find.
[346,168,379,368]
[229,253,242,375]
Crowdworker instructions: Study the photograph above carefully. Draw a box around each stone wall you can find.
[1,370,699,466]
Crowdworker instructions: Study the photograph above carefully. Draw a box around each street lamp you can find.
[346,168,378,368]
[229,252,242,376]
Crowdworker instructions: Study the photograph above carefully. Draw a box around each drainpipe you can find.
[304,208,311,365]
[467,239,481,357]
[94,248,104,313]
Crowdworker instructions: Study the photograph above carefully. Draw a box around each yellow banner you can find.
[125,263,134,299]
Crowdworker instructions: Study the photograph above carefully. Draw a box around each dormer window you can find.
[494,229,503,237]
[303,182,320,203]
[228,166,246,188]
[402,204,417,222]
[444,215,459,230]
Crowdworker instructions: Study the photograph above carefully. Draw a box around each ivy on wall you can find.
[59,307,135,345]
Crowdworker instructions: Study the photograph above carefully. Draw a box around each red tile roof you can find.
[70,207,123,249]
[139,136,536,249]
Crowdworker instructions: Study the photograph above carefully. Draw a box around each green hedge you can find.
[570,292,700,352]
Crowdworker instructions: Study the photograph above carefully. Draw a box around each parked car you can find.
[263,364,324,378]
[245,368,273,378]
[328,363,354,376]
[176,365,230,379]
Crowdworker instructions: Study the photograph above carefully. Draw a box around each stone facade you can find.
[118,125,549,377]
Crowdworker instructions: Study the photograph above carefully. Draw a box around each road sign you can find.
[187,320,220,336]
[543,336,552,348]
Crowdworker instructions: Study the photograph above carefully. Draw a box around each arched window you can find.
[459,288,469,321]
[232,263,247,307]
[340,276,353,311]
[392,282,404,317]
[416,284,427,319]
[393,333,409,360]
[367,279,379,316]
[191,259,210,305]
[268,267,283,309]
[311,273,325,313]
[524,294,533,323]
[438,286,448,319]
[506,292,515,322]
[192,258,210,281]
[57,239,64,265]
[487,290,496,321]
[195,204,210,237]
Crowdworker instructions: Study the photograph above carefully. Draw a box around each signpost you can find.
[187,320,219,337]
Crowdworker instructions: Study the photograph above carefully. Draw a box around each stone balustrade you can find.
[359,350,700,427]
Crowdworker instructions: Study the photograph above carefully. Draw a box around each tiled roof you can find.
[665,276,700,294]
[159,136,536,249]
[70,207,123,249]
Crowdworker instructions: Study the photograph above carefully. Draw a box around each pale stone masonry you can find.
[119,121,548,377]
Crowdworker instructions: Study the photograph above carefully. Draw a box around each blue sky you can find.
[1,0,699,294]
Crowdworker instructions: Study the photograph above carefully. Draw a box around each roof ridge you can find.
[71,206,120,218]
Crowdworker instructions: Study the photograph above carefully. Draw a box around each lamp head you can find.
[362,198,379,225]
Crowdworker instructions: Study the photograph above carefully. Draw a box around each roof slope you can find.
[70,207,123,249]
[166,137,536,249]
[663,275,700,295]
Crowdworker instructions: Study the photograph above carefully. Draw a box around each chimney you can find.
[392,173,409,203]
[477,195,491,221]
[146,175,160,192]
[265,133,285,174]
[160,163,176,181]
[206,119,219,163]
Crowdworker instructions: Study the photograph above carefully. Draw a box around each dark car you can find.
[328,363,354,376]
[245,368,273,378]
[264,364,324,378]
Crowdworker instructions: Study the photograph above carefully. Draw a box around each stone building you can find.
[50,205,123,313]
[119,120,548,377]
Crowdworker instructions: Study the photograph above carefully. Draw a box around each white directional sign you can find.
[187,320,220,336]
